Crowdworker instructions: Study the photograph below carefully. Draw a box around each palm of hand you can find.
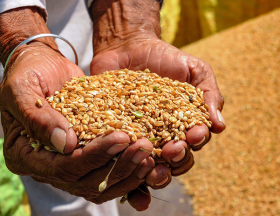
[0,46,84,153]
[0,45,158,209]
[91,38,224,137]
[90,38,225,210]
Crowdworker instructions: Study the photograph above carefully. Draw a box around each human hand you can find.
[0,7,155,205]
[91,39,225,148]
[89,0,225,210]
[1,107,156,204]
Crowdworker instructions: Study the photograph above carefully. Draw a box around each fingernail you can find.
[192,136,205,147]
[132,149,151,164]
[106,143,129,155]
[51,127,66,154]
[137,160,153,179]
[171,148,185,163]
[217,110,226,126]
[155,176,169,187]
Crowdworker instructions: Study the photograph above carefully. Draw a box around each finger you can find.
[1,54,85,154]
[67,138,153,193]
[204,90,226,134]
[49,131,131,182]
[187,56,226,133]
[3,117,130,181]
[186,124,211,151]
[145,163,172,189]
[105,138,153,184]
[1,110,29,175]
[161,140,195,176]
[88,157,155,204]
[49,139,153,201]
[26,98,78,154]
[127,185,151,211]
[1,73,77,154]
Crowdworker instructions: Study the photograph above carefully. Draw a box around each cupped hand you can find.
[1,108,155,204]
[0,43,155,204]
[90,38,226,210]
[0,43,84,153]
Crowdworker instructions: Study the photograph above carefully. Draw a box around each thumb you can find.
[1,79,77,154]
[20,96,77,154]
[90,51,124,75]
[203,88,226,134]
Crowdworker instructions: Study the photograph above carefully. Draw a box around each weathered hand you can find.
[0,44,83,153]
[0,6,161,209]
[1,108,155,204]
[0,43,155,204]
[91,37,225,165]
[90,37,225,210]
[88,0,225,210]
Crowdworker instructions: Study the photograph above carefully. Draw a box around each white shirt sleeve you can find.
[0,0,47,18]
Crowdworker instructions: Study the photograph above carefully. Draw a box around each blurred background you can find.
[1,0,280,215]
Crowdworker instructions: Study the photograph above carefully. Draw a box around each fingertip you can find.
[161,140,187,164]
[203,88,225,134]
[186,124,209,146]
[50,127,66,154]
[210,109,226,134]
[104,131,131,146]
[64,128,77,154]
[216,109,226,129]
[127,185,151,211]
[50,127,77,154]
[171,152,195,176]
[132,138,154,153]
[145,164,171,189]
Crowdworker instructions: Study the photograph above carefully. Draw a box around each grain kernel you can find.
[104,128,115,135]
[155,121,164,127]
[36,99,43,107]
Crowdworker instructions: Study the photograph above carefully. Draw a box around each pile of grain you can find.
[179,9,280,216]
[28,70,211,164]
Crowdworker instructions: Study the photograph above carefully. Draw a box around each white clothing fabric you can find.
[0,1,118,216]
[21,176,119,216]
[46,0,93,76]
[0,0,93,79]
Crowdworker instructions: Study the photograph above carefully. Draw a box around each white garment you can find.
[0,1,118,216]
[0,0,93,78]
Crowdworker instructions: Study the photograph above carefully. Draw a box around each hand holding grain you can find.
[0,44,156,205]
[90,39,226,210]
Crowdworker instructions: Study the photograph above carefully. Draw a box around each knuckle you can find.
[4,159,19,175]
[203,61,212,71]
[188,56,200,70]
[83,154,110,170]
[110,166,133,182]
[112,169,128,181]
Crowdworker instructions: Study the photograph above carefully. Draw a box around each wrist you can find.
[0,7,58,68]
[91,0,161,54]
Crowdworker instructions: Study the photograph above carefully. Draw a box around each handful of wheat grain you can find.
[22,69,212,195]
[33,69,211,158]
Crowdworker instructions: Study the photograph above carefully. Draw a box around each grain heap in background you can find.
[179,9,280,216]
